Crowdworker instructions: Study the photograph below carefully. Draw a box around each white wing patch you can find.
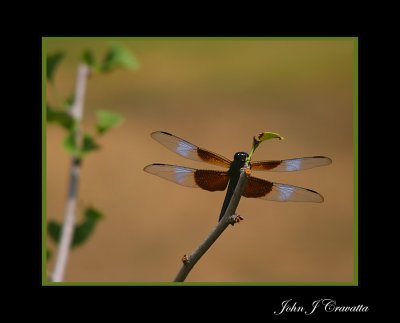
[284,159,302,171]
[176,140,194,157]
[174,166,193,184]
[277,184,296,200]
[252,156,332,172]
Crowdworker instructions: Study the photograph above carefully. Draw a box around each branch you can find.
[51,64,90,282]
[173,167,250,282]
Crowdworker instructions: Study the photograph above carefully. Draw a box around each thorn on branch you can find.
[181,254,190,265]
[229,214,244,226]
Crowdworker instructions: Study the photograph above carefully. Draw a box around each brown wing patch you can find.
[197,148,231,168]
[243,177,273,198]
[251,160,282,171]
[194,170,229,191]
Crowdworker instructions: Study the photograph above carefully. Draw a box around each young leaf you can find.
[63,131,79,156]
[100,44,139,73]
[71,207,104,248]
[85,206,104,221]
[82,133,100,155]
[257,132,284,142]
[246,131,284,163]
[96,110,124,135]
[48,221,62,244]
[82,49,96,67]
[47,51,65,83]
[72,222,95,248]
[47,105,74,130]
[63,132,100,157]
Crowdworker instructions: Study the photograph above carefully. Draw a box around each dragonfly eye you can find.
[234,152,248,162]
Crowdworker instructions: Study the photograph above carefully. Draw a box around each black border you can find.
[32,33,377,317]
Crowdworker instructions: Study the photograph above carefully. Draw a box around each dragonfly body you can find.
[219,152,248,221]
[144,131,331,222]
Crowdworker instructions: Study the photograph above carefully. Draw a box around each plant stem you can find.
[173,168,250,282]
[51,64,90,282]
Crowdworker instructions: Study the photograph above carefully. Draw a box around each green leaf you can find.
[82,133,100,155]
[72,222,95,248]
[84,206,104,221]
[100,44,139,73]
[256,132,284,142]
[82,49,96,67]
[96,110,124,135]
[247,131,284,163]
[47,51,65,82]
[48,221,62,244]
[47,105,74,130]
[63,132,100,157]
[71,207,104,248]
[63,132,79,155]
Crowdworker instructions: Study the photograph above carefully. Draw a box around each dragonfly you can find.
[144,131,332,222]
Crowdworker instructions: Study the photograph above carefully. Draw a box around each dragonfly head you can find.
[233,152,248,164]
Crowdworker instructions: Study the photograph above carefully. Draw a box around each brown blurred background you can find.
[45,38,355,283]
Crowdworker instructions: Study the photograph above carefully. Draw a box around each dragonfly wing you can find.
[151,131,232,168]
[144,164,229,191]
[251,156,332,172]
[244,176,324,202]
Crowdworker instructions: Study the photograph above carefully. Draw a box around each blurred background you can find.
[46,38,355,283]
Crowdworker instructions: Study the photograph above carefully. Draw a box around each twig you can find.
[173,167,250,282]
[51,64,90,282]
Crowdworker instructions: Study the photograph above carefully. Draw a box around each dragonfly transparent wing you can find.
[251,156,332,172]
[144,164,229,191]
[151,131,232,168]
